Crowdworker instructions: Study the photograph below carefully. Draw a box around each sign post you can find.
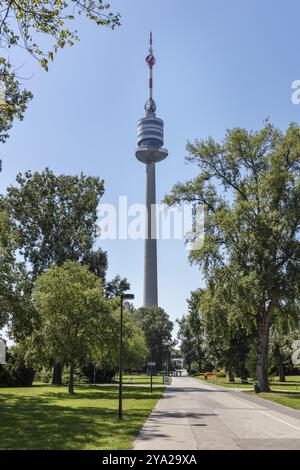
[0,338,6,365]
[147,361,156,393]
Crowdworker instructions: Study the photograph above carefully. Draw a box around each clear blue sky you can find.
[1,0,300,330]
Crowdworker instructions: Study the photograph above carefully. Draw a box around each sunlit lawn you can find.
[0,383,166,450]
[117,374,171,385]
[195,375,300,391]
[245,391,300,411]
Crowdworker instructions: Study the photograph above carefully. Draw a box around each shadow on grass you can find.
[0,384,165,402]
[0,385,164,450]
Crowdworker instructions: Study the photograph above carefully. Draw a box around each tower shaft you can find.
[144,161,158,306]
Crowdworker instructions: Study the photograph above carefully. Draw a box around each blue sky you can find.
[1,0,300,331]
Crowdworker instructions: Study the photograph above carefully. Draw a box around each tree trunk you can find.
[69,363,75,395]
[228,370,235,383]
[52,362,62,385]
[275,344,285,382]
[240,365,249,384]
[255,314,271,392]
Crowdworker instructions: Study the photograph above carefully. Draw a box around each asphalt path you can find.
[134,375,300,450]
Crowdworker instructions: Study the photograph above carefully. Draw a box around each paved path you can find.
[134,376,300,450]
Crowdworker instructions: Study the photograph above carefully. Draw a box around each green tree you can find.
[105,274,130,299]
[134,306,174,370]
[32,261,114,394]
[0,1,120,70]
[177,316,196,372]
[5,169,107,384]
[198,281,253,382]
[0,210,18,327]
[5,169,106,278]
[165,122,300,391]
[0,59,32,145]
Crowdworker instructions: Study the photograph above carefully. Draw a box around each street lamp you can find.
[119,292,134,419]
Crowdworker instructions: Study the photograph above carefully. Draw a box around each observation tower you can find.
[136,33,168,307]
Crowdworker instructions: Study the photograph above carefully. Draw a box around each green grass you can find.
[194,375,253,388]
[0,383,166,450]
[245,391,300,411]
[118,374,171,385]
[194,375,300,391]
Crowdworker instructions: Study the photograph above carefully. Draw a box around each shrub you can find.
[0,351,35,387]
[216,371,226,378]
[81,363,115,384]
[62,367,89,385]
[34,369,52,384]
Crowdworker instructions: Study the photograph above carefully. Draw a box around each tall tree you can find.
[0,1,120,70]
[165,122,300,391]
[134,306,174,370]
[5,169,106,278]
[5,169,107,383]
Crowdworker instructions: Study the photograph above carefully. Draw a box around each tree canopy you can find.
[165,122,300,391]
[32,261,114,393]
[134,306,175,370]
[0,0,120,70]
[5,168,106,278]
[0,59,32,146]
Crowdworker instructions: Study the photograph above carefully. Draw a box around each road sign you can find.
[147,361,156,367]
[0,338,6,364]
[163,375,169,384]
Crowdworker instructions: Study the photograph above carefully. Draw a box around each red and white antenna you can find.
[146,31,156,101]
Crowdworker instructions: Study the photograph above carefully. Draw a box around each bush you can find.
[81,363,115,384]
[62,367,89,385]
[216,371,226,378]
[0,351,35,387]
[34,369,52,384]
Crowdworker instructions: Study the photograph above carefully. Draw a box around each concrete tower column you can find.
[144,161,158,306]
[136,33,168,308]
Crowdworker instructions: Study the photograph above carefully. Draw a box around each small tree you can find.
[32,261,114,394]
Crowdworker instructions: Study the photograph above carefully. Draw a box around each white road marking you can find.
[258,410,300,432]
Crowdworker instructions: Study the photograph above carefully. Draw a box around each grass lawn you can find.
[118,374,171,385]
[194,375,300,391]
[245,391,300,411]
[194,375,253,388]
[0,383,166,450]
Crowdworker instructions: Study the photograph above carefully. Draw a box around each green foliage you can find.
[122,310,148,370]
[0,1,120,70]
[177,289,206,372]
[32,261,115,392]
[5,169,106,279]
[31,261,147,391]
[0,58,32,144]
[134,306,175,370]
[165,122,300,391]
[0,348,35,387]
[105,274,130,299]
[197,281,253,379]
[0,209,25,329]
[216,371,226,378]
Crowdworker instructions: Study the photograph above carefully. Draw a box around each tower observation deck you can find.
[136,33,168,307]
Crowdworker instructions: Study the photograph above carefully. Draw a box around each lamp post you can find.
[119,292,134,419]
